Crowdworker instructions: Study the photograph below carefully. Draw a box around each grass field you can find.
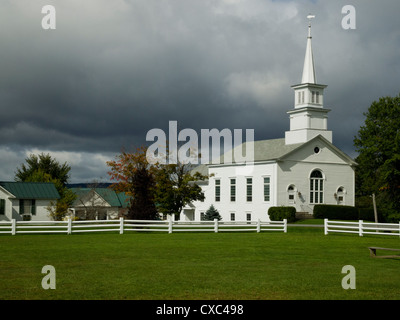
[0,226,399,300]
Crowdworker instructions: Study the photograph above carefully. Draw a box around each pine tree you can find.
[204,205,222,221]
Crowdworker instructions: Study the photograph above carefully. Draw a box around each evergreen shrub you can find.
[313,204,358,220]
[268,206,296,222]
[204,205,222,221]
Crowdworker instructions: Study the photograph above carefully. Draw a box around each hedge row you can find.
[313,205,358,220]
[268,206,296,223]
[314,204,399,222]
[268,205,399,222]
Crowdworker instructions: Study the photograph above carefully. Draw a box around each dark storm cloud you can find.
[0,0,399,182]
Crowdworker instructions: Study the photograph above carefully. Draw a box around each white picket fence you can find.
[324,219,400,237]
[0,218,287,235]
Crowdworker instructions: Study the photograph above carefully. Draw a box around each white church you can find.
[180,18,356,222]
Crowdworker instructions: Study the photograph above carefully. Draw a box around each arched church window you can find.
[310,170,323,204]
[288,185,295,204]
[336,186,345,205]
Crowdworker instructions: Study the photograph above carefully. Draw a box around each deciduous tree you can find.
[15,153,75,220]
[107,146,208,220]
[15,153,71,185]
[154,162,207,219]
[107,147,158,220]
[354,93,400,214]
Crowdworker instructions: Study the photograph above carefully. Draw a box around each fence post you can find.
[11,219,16,235]
[359,220,363,237]
[257,219,261,233]
[214,218,218,233]
[283,219,287,233]
[168,217,173,234]
[67,218,72,235]
[324,219,328,235]
[119,217,124,234]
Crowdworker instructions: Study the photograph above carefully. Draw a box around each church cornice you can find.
[287,107,331,114]
[291,83,327,89]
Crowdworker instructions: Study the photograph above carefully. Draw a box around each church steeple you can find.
[301,16,316,84]
[285,15,332,145]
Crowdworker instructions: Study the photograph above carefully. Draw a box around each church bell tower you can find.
[285,15,332,145]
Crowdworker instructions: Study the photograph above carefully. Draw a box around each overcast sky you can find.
[0,0,399,183]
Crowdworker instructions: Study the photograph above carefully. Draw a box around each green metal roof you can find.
[70,188,130,208]
[0,182,60,199]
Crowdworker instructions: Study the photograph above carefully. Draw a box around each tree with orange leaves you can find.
[106,146,158,220]
[107,145,208,220]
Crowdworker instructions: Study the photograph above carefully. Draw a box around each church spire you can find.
[301,15,316,84]
[285,15,332,145]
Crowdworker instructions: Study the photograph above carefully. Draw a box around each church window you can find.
[301,91,305,104]
[230,178,236,202]
[230,213,235,221]
[288,185,295,204]
[0,199,5,215]
[246,178,252,202]
[263,177,270,202]
[316,91,320,104]
[310,170,324,204]
[246,213,251,221]
[215,179,220,202]
[336,186,345,205]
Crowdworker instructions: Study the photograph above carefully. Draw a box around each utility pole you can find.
[372,193,378,233]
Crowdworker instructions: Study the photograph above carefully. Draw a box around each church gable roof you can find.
[190,138,303,176]
[252,138,304,162]
[216,138,303,164]
[191,135,356,176]
[278,135,357,166]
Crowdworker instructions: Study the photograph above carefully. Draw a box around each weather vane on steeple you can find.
[307,14,315,37]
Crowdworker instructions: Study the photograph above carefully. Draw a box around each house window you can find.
[215,179,220,202]
[263,177,270,202]
[230,213,235,221]
[230,178,236,202]
[246,178,252,202]
[0,199,5,215]
[246,213,251,221]
[200,212,205,221]
[19,199,36,215]
[310,170,324,204]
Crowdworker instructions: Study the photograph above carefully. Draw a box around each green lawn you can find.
[0,227,399,300]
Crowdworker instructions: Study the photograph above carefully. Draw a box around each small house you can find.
[0,182,60,221]
[69,187,130,220]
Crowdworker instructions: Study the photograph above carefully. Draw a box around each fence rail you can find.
[324,219,400,237]
[0,218,287,235]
